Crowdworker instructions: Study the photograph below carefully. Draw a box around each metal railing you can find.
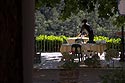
[35,40,63,53]
[35,40,122,53]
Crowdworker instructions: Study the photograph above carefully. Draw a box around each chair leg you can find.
[78,53,82,62]
[77,54,80,63]
[81,54,83,61]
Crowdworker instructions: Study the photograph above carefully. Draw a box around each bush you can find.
[94,36,121,50]
[35,35,67,52]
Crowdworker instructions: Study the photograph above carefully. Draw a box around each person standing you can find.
[80,19,95,43]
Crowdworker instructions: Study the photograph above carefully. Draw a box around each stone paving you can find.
[33,52,124,83]
[34,52,122,69]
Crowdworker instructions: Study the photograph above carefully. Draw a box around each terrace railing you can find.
[35,40,122,53]
[35,40,63,53]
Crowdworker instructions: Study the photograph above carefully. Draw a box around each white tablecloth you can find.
[67,37,89,44]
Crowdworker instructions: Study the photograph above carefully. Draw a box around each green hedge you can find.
[94,36,121,51]
[35,35,121,52]
[35,35,67,52]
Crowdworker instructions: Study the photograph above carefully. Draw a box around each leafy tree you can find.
[35,10,46,36]
[35,0,124,37]
[35,0,125,27]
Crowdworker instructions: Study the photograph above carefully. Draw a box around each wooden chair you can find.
[71,44,83,63]
[75,38,84,44]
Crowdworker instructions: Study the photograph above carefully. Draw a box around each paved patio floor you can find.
[33,52,125,83]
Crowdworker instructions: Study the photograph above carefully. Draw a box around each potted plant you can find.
[84,53,100,68]
[59,51,80,83]
[105,49,119,67]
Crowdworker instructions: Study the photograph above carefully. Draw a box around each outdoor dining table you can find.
[60,43,107,55]
[67,37,89,44]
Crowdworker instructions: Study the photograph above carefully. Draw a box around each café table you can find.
[67,37,89,44]
[60,43,107,55]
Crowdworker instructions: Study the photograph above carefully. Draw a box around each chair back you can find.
[71,43,82,62]
[75,39,84,44]
[71,44,82,54]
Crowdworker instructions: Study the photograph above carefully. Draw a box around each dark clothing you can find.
[80,23,94,43]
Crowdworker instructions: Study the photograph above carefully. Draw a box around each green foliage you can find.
[61,52,79,69]
[35,0,125,22]
[36,35,121,52]
[35,0,125,26]
[35,1,123,38]
[36,35,67,42]
[112,16,125,27]
[35,0,60,9]
[105,49,119,61]
[94,36,121,44]
[98,0,117,18]
[84,53,100,67]
[106,38,121,51]
[94,36,109,42]
[36,35,67,52]
[94,36,121,51]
